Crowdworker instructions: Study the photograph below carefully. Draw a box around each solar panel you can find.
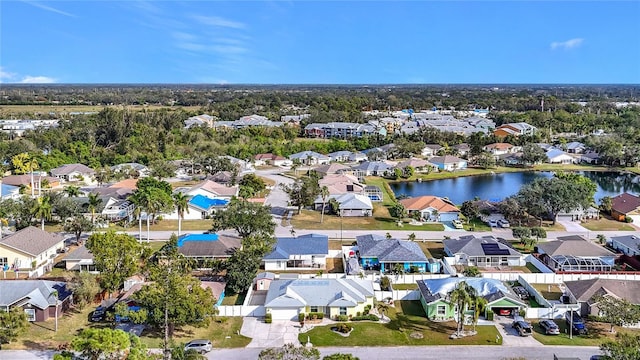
[481,243,511,256]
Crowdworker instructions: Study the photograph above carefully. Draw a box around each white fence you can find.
[524,254,554,273]
[517,275,552,308]
[216,305,265,317]
[375,290,421,301]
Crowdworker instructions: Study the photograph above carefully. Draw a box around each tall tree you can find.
[600,333,640,360]
[0,307,28,346]
[521,144,547,166]
[173,192,190,236]
[71,328,148,360]
[280,174,321,215]
[87,192,102,224]
[32,194,53,230]
[63,215,94,245]
[11,152,38,197]
[63,185,81,197]
[319,186,330,224]
[593,294,640,333]
[210,198,275,239]
[86,231,143,296]
[448,281,476,336]
[225,248,262,294]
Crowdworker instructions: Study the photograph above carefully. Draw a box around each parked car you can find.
[512,320,533,336]
[184,339,212,354]
[512,286,530,300]
[488,219,498,227]
[539,319,560,335]
[589,356,604,360]
[565,311,588,335]
[498,219,510,228]
[452,219,464,229]
[90,306,106,322]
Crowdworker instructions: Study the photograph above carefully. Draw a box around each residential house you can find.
[101,198,135,222]
[314,163,351,177]
[207,171,235,185]
[315,193,373,217]
[0,119,59,137]
[429,155,467,171]
[232,115,285,129]
[453,143,471,157]
[348,152,368,163]
[0,280,72,322]
[610,193,640,223]
[610,235,640,256]
[581,151,601,164]
[545,148,577,164]
[50,163,95,183]
[304,122,383,139]
[355,234,432,273]
[0,226,65,272]
[2,174,61,192]
[352,161,394,177]
[281,114,310,124]
[220,155,254,173]
[536,235,616,272]
[318,174,365,196]
[396,158,436,173]
[264,278,375,320]
[362,144,396,160]
[443,235,524,267]
[185,179,239,200]
[417,277,527,321]
[263,234,329,271]
[165,194,229,220]
[184,114,216,128]
[556,206,600,222]
[563,279,640,318]
[400,196,460,222]
[483,143,520,158]
[63,245,96,272]
[177,233,241,266]
[254,153,291,167]
[1,182,20,199]
[327,151,352,163]
[565,142,586,154]
[364,186,383,202]
[421,144,443,157]
[289,151,330,165]
[111,163,149,178]
[494,122,537,137]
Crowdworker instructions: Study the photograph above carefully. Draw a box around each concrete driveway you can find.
[557,220,590,233]
[240,317,301,348]
[494,317,542,347]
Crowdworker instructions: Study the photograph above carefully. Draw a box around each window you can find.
[437,305,446,316]
[310,306,318,313]
[0,258,7,267]
[339,307,347,316]
[24,308,36,322]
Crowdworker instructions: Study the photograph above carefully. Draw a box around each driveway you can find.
[494,316,542,347]
[557,220,590,233]
[240,317,301,348]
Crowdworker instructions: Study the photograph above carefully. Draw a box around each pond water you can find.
[389,171,640,204]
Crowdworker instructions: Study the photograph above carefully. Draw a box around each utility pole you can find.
[569,309,573,339]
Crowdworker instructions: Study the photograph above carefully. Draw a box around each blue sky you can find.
[1,1,639,84]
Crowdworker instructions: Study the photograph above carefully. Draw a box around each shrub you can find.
[333,323,352,334]
[306,312,323,320]
[351,314,379,321]
[265,313,272,323]
[298,313,305,323]
[625,216,634,223]
[356,312,361,317]
[335,315,349,322]
[487,312,494,321]
[380,276,392,291]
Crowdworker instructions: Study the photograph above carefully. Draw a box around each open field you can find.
[290,209,443,231]
[300,300,501,346]
[532,319,640,346]
[581,216,635,231]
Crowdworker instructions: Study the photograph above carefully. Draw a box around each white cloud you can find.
[192,15,246,29]
[0,67,16,81]
[550,38,584,50]
[21,0,77,17]
[20,76,56,84]
[172,32,197,41]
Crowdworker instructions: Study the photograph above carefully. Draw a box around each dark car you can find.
[539,319,560,335]
[90,306,106,322]
[565,311,587,335]
[512,320,533,336]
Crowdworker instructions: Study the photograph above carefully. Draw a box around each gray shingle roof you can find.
[537,236,615,257]
[0,226,64,256]
[0,280,70,309]
[178,235,241,258]
[63,245,94,261]
[444,235,521,257]
[50,163,95,176]
[564,279,640,304]
[611,235,640,250]
[264,234,329,260]
[264,278,374,308]
[356,234,428,262]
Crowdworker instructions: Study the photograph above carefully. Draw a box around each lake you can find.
[389,171,640,204]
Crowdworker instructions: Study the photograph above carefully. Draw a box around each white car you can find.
[498,219,510,228]
[184,339,212,354]
[488,219,498,227]
[452,220,464,229]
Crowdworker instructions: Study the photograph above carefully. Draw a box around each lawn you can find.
[290,209,443,231]
[221,291,247,305]
[121,219,212,232]
[530,284,563,301]
[532,319,640,346]
[362,177,397,205]
[580,217,635,231]
[392,283,418,290]
[0,104,203,115]
[299,300,501,346]
[464,218,491,232]
[525,262,542,273]
[6,304,250,349]
[415,241,446,259]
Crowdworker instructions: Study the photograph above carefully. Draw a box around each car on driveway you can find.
[90,306,106,322]
[565,311,588,335]
[498,219,510,228]
[488,219,498,227]
[539,319,560,335]
[512,320,533,336]
[452,220,464,229]
[184,339,212,354]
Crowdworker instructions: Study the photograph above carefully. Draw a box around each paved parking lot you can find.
[240,317,301,348]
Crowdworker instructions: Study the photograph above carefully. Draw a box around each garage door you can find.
[270,308,299,320]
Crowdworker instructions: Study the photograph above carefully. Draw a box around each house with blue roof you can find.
[355,234,436,273]
[263,234,329,271]
[165,194,230,220]
[546,148,577,164]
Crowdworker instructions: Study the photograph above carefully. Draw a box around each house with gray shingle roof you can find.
[417,277,526,321]
[264,278,374,320]
[536,235,616,272]
[50,163,95,183]
[0,226,65,272]
[610,235,640,256]
[0,280,72,322]
[444,235,524,267]
[289,151,330,165]
[356,234,432,273]
[263,234,329,271]
[564,279,640,318]
[62,245,96,272]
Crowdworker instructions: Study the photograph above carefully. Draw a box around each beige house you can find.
[0,226,65,272]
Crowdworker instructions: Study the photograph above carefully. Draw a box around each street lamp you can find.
[340,210,343,241]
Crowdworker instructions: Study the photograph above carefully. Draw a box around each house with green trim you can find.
[417,277,527,321]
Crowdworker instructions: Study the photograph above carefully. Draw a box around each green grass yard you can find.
[531,319,640,346]
[299,300,501,346]
[290,209,444,231]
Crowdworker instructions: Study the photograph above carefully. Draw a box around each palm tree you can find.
[471,296,488,332]
[87,192,102,224]
[12,153,39,197]
[319,186,329,224]
[173,192,189,236]
[448,281,475,336]
[32,195,52,230]
[376,302,390,321]
[63,185,81,197]
[128,191,150,241]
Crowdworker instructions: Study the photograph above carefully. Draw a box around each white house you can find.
[263,234,329,271]
[50,163,95,183]
[546,149,577,164]
[289,151,330,165]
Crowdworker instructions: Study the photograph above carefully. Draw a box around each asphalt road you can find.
[0,346,602,360]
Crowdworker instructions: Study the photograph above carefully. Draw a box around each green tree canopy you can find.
[210,198,275,241]
[600,333,640,360]
[86,231,143,295]
[593,295,640,333]
[0,307,28,345]
[71,328,144,360]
